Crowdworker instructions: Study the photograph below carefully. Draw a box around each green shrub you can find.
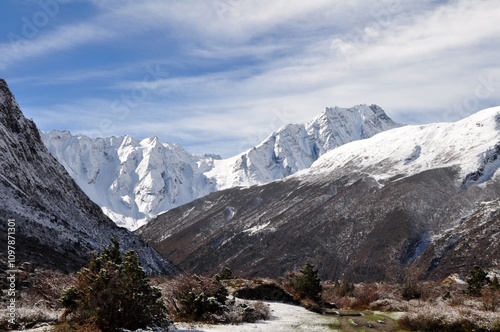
[163,274,272,324]
[466,266,489,297]
[170,274,229,323]
[215,267,235,281]
[330,280,355,297]
[289,263,322,302]
[61,238,170,331]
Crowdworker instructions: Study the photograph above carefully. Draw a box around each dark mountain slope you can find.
[408,198,500,280]
[137,166,497,281]
[0,78,177,274]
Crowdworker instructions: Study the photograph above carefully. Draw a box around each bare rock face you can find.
[137,106,500,281]
[0,78,177,274]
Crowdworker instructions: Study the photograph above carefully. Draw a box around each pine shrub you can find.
[215,266,235,281]
[466,266,489,297]
[290,263,322,302]
[170,274,229,323]
[61,238,170,331]
[333,280,355,297]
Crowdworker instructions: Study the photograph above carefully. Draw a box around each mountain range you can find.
[136,106,500,282]
[0,78,177,274]
[42,104,400,230]
[2,74,499,283]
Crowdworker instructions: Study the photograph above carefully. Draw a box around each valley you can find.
[1,77,499,331]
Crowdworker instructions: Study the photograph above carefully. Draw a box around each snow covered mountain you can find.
[302,106,500,187]
[0,78,177,274]
[206,104,400,189]
[41,132,218,230]
[137,106,500,281]
[42,104,400,230]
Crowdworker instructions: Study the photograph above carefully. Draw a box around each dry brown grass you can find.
[398,303,500,332]
[320,278,500,332]
[0,267,72,330]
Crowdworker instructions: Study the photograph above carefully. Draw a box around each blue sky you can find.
[1,0,499,157]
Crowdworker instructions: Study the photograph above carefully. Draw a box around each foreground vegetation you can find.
[1,251,499,331]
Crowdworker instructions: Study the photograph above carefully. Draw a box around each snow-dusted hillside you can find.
[42,104,400,230]
[302,105,500,186]
[0,78,177,274]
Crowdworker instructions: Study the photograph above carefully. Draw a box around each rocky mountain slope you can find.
[42,104,400,230]
[136,106,500,282]
[0,79,177,274]
[409,198,500,280]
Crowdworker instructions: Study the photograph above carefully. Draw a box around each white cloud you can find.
[7,0,500,156]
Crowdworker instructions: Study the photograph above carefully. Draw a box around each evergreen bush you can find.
[61,238,170,331]
[466,266,489,297]
[290,263,322,302]
[170,274,228,323]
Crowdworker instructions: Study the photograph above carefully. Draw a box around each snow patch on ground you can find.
[174,302,338,332]
[243,221,272,235]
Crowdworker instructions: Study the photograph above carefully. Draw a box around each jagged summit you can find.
[42,130,217,230]
[42,104,401,230]
[308,103,400,150]
[207,104,401,189]
[0,78,177,274]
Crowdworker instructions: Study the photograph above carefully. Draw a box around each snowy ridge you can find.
[302,106,500,185]
[42,104,399,230]
[137,105,500,281]
[206,104,401,189]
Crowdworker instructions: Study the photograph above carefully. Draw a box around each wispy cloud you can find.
[0,22,114,70]
[4,0,500,156]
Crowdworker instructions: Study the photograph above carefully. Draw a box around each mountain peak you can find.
[305,104,402,152]
[0,78,8,96]
[205,104,401,190]
[0,78,19,115]
[305,105,500,186]
[1,79,40,141]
